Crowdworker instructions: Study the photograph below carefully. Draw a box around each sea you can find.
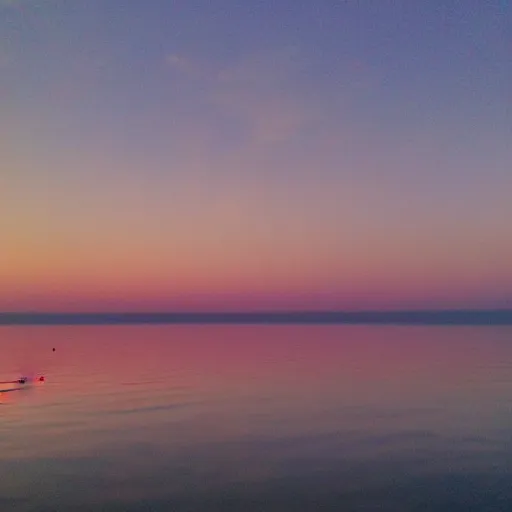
[1,324,512,511]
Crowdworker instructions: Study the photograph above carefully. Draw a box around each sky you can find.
[1,0,511,312]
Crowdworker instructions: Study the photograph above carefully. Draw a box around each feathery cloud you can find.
[165,48,312,145]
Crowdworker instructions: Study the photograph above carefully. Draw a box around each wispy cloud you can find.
[165,48,313,145]
[165,53,204,79]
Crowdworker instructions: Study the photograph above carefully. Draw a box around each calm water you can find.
[1,325,512,511]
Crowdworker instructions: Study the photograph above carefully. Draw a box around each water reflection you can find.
[1,325,512,511]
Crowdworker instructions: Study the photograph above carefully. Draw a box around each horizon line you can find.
[1,309,511,326]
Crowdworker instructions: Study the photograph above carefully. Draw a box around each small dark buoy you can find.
[39,376,45,382]
[52,347,56,352]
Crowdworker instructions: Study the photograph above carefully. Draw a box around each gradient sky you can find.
[2,0,511,312]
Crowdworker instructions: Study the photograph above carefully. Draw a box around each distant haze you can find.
[1,310,511,326]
